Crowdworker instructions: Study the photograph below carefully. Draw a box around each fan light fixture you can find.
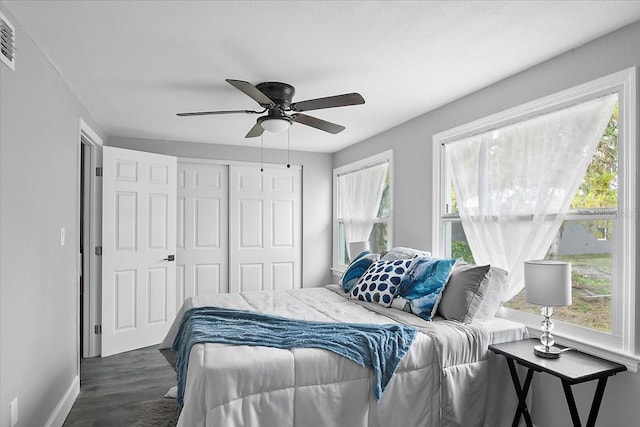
[259,117,292,133]
[177,79,364,138]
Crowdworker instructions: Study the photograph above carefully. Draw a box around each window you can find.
[333,150,393,268]
[433,69,637,367]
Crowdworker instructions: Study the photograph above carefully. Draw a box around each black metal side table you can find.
[489,339,626,427]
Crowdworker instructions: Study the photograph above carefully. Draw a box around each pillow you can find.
[340,251,380,292]
[381,247,431,261]
[348,258,416,307]
[396,257,456,320]
[473,267,509,322]
[437,263,492,323]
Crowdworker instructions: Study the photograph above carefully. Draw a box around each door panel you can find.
[272,262,294,290]
[195,198,220,247]
[230,165,301,292]
[176,162,228,311]
[272,200,294,247]
[102,146,177,356]
[195,264,221,295]
[240,199,263,248]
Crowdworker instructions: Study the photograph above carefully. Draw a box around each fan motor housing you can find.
[256,82,295,108]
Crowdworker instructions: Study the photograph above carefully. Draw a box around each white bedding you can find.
[160,285,528,427]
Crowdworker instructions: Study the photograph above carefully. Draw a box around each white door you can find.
[176,162,229,311]
[229,165,302,292]
[102,147,177,356]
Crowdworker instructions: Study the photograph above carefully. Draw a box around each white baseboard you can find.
[44,375,79,427]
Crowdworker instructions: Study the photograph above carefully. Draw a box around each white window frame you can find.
[432,68,638,370]
[333,150,394,271]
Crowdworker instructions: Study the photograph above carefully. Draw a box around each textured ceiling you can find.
[5,1,640,152]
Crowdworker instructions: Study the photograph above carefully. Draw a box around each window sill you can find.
[499,308,640,373]
[330,267,345,283]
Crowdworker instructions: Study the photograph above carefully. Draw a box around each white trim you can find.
[80,118,103,146]
[434,68,634,145]
[332,150,394,269]
[333,150,393,176]
[78,119,103,359]
[433,67,637,362]
[44,375,79,427]
[177,156,302,171]
[431,140,445,258]
[619,67,637,355]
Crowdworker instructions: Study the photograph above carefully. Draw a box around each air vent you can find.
[1,12,16,71]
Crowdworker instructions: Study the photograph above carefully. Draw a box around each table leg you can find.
[586,377,608,427]
[506,358,534,427]
[561,380,582,427]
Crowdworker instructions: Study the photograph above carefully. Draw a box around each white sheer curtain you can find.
[338,162,388,257]
[445,94,617,301]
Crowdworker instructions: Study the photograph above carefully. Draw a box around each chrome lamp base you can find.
[533,344,563,359]
[534,305,565,359]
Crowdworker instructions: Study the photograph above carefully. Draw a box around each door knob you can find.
[164,255,175,261]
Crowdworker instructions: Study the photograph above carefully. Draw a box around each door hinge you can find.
[95,246,102,256]
[95,167,103,177]
[94,324,102,335]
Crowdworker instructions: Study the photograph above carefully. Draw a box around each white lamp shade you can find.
[348,241,370,258]
[524,260,572,306]
[260,118,291,133]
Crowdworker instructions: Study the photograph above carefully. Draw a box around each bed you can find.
[160,280,528,427]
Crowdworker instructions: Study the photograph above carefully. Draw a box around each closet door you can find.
[229,165,302,292]
[176,162,228,311]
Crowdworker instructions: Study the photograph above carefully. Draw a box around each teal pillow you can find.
[397,257,456,320]
[341,251,380,292]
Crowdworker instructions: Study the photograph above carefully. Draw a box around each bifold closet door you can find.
[229,165,302,292]
[176,162,229,311]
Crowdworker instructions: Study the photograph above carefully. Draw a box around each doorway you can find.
[79,119,103,358]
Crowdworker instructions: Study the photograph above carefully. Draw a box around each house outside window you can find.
[432,69,637,368]
[333,150,393,269]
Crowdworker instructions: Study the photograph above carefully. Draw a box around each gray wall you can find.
[1,3,638,425]
[0,7,104,427]
[107,136,334,288]
[334,20,640,427]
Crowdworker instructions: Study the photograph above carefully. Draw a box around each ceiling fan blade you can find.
[245,121,265,138]
[290,93,365,112]
[292,113,345,134]
[177,109,261,117]
[226,79,275,108]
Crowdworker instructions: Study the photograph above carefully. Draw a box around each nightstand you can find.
[489,338,626,427]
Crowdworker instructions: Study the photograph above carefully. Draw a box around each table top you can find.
[489,339,626,384]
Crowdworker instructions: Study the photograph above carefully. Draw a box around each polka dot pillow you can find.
[348,257,417,307]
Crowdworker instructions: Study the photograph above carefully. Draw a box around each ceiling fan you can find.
[177,79,365,138]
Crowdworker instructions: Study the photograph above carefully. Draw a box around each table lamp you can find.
[524,260,572,358]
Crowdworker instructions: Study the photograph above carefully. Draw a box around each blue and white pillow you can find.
[341,251,380,292]
[348,258,416,307]
[397,257,457,320]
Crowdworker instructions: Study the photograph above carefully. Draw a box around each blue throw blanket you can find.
[171,306,417,406]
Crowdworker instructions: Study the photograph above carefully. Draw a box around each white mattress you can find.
[160,285,528,427]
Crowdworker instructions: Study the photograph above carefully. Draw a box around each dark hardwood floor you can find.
[63,345,177,426]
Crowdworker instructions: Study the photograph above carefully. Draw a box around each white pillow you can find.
[381,247,431,261]
[472,267,509,322]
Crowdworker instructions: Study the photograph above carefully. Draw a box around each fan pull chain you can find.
[260,134,264,173]
[286,127,291,168]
